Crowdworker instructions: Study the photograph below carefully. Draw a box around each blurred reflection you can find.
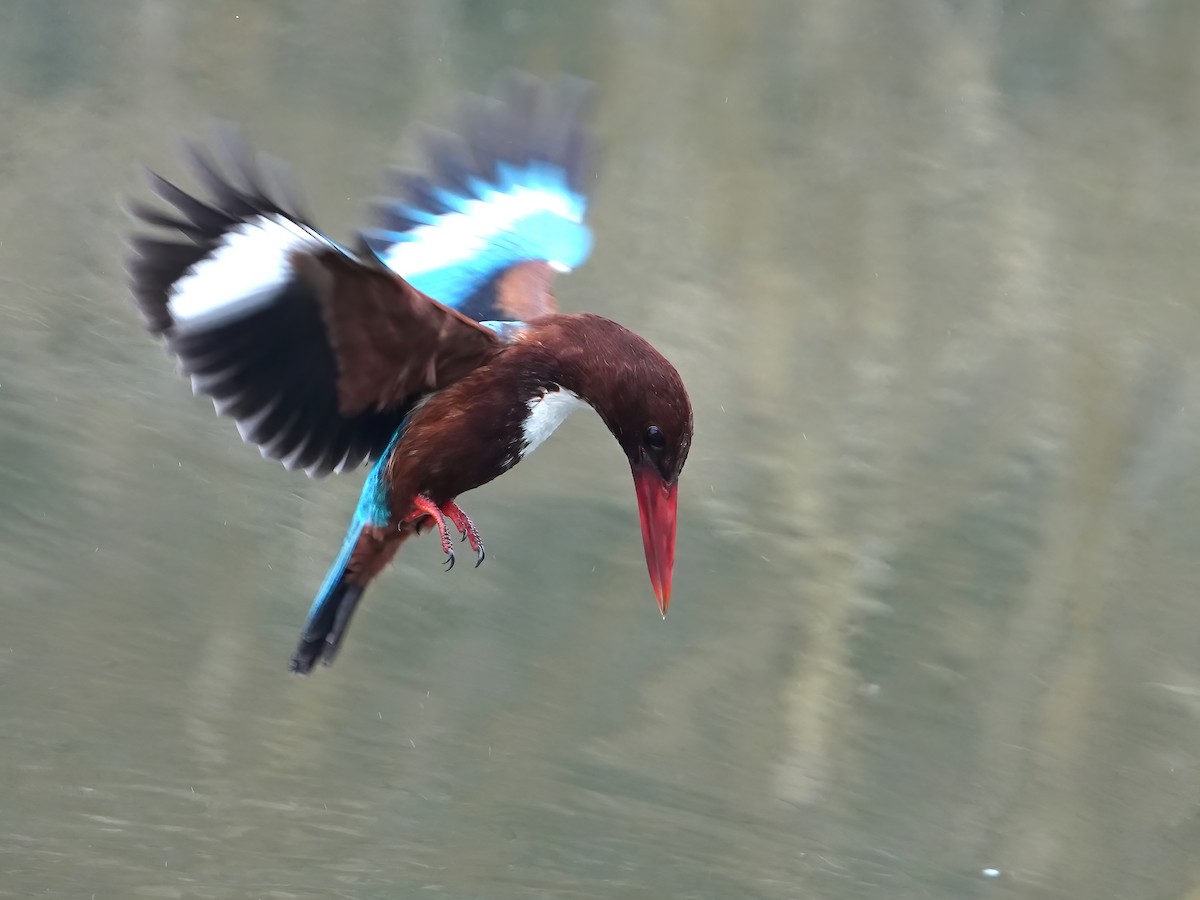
[3,2,1200,898]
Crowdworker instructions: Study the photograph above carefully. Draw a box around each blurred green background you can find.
[3,1,1200,897]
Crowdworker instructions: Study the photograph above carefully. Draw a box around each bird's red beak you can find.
[632,465,678,617]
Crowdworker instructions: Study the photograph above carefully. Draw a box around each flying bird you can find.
[126,75,693,674]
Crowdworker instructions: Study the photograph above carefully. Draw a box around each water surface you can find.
[3,2,1200,898]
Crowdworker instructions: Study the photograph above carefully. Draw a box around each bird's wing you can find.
[360,73,596,331]
[127,128,502,477]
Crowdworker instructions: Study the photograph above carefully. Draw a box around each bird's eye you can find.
[644,425,665,450]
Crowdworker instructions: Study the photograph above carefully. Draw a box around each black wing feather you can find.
[128,130,411,476]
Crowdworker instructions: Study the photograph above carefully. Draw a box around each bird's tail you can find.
[290,519,408,674]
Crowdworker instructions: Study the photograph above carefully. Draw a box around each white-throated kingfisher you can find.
[127,75,693,674]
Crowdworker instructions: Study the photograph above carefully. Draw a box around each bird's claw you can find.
[443,500,485,570]
[412,495,485,573]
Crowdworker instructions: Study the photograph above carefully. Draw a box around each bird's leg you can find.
[442,501,486,567]
[411,494,456,570]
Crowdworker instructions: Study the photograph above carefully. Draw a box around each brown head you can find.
[528,314,694,615]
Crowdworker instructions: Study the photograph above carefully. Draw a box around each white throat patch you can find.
[521,388,587,459]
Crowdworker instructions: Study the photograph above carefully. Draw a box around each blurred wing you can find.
[127,129,501,477]
[360,73,597,329]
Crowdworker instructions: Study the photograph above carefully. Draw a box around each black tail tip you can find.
[288,584,364,675]
[288,637,343,675]
[288,642,319,675]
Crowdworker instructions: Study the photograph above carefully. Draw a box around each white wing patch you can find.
[381,186,583,279]
[168,215,328,327]
[521,387,587,460]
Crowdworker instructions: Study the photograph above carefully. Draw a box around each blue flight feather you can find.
[478,320,529,340]
[360,74,596,324]
[366,166,592,312]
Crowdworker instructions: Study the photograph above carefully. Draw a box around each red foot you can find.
[443,500,486,568]
[411,495,457,569]
[409,495,486,570]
